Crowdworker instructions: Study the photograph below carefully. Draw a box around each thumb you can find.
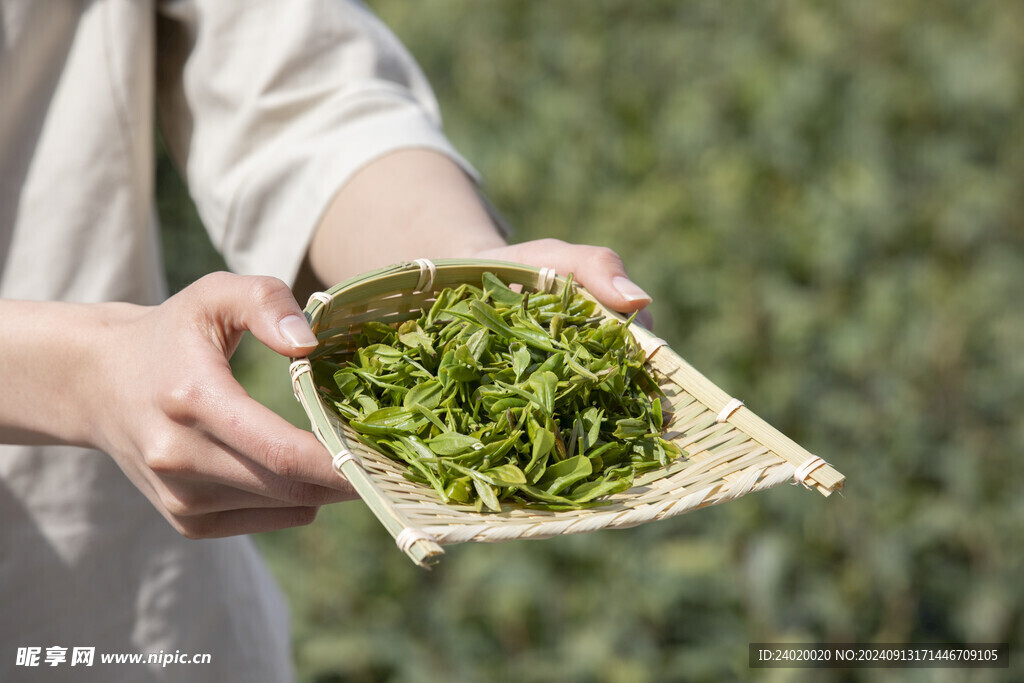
[187,272,319,358]
[477,239,652,313]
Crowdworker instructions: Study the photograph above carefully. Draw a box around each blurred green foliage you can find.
[158,1,1024,680]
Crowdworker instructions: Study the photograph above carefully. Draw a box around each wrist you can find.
[75,302,149,450]
[0,299,145,448]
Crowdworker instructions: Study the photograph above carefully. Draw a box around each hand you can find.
[474,238,655,330]
[85,272,356,538]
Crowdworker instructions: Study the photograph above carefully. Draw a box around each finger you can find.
[479,239,653,313]
[160,362,353,494]
[211,398,350,493]
[181,431,356,509]
[167,505,323,540]
[152,431,355,514]
[154,473,351,517]
[185,272,319,358]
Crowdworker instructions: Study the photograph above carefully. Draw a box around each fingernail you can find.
[279,315,318,348]
[612,276,651,304]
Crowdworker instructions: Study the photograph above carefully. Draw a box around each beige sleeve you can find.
[155,0,478,285]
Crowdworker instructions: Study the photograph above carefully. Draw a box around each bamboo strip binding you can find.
[292,259,845,566]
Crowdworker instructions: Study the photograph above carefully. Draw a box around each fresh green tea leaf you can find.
[428,432,485,456]
[537,454,593,495]
[404,379,443,410]
[350,407,427,436]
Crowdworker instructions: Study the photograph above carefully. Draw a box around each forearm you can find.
[303,149,506,289]
[0,299,135,446]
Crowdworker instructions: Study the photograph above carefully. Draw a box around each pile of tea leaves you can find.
[311,272,681,511]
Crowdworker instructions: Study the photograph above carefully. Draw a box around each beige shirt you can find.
[1,1,469,680]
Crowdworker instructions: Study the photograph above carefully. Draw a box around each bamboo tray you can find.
[290,259,844,567]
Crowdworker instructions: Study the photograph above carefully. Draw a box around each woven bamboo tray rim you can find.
[291,259,844,567]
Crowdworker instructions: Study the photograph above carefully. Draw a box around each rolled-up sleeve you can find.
[156,0,476,284]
